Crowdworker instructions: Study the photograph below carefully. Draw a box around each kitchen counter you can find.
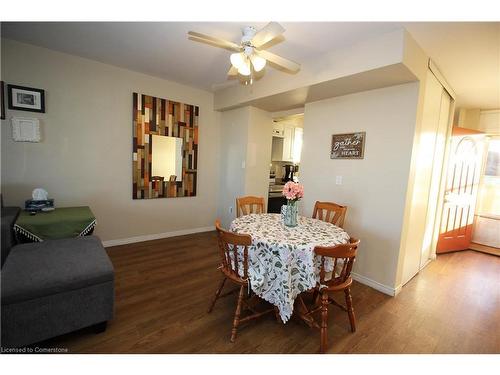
[269,183,285,193]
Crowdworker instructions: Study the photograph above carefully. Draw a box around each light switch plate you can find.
[335,175,343,185]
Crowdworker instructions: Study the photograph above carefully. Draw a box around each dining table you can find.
[229,213,350,323]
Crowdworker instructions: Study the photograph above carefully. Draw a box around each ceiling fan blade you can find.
[256,50,300,73]
[227,65,238,76]
[188,31,241,52]
[252,22,285,48]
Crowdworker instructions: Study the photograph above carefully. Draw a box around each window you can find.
[485,138,500,177]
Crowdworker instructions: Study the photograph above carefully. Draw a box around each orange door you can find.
[437,129,486,253]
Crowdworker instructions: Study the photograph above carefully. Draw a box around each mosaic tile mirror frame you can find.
[132,92,199,199]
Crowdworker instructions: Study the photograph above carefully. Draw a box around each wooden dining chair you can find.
[208,220,274,342]
[236,196,265,218]
[299,238,360,353]
[312,201,347,228]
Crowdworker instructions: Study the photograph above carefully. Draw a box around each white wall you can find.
[1,39,220,244]
[217,107,250,228]
[479,110,500,134]
[300,83,419,291]
[457,108,481,130]
[217,106,272,228]
[457,109,499,134]
[245,107,273,201]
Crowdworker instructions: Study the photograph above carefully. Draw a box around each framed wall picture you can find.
[11,117,41,142]
[1,81,5,120]
[331,132,366,159]
[7,84,45,113]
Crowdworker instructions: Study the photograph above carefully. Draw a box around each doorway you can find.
[436,128,487,253]
[268,113,304,213]
[434,125,500,256]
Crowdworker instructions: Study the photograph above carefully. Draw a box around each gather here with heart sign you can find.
[330,132,366,159]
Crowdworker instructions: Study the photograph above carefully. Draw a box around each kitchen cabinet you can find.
[271,124,303,162]
[271,137,284,162]
[292,127,303,163]
[272,121,285,137]
[282,124,294,161]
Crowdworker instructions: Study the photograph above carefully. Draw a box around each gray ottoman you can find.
[1,236,114,348]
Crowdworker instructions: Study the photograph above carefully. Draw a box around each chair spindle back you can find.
[315,238,360,286]
[215,220,252,282]
[312,201,347,228]
[236,196,265,217]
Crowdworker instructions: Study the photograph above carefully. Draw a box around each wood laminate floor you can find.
[40,232,500,354]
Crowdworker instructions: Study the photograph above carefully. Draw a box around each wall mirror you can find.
[133,93,199,199]
[151,135,183,182]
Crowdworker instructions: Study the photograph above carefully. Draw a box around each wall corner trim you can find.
[102,226,215,247]
[351,272,399,297]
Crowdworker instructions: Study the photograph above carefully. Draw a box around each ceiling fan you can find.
[188,22,300,84]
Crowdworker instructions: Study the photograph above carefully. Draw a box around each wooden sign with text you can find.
[331,132,365,159]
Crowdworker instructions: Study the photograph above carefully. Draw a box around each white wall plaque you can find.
[11,117,41,142]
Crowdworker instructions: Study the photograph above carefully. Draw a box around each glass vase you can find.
[284,200,298,227]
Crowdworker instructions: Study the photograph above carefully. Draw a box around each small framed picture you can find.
[7,84,45,113]
[11,117,41,142]
[1,81,5,120]
[1,81,6,120]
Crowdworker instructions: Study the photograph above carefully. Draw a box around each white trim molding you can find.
[102,226,215,247]
[351,272,402,297]
[428,59,456,99]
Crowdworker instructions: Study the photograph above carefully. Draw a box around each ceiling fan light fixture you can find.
[230,52,245,69]
[250,54,266,72]
[237,59,251,76]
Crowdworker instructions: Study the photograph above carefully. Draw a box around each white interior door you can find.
[420,87,452,267]
[400,69,455,286]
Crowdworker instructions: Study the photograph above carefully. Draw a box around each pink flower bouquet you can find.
[282,181,304,202]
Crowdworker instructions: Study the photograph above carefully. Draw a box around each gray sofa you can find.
[1,205,114,348]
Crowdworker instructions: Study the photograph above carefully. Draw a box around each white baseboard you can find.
[394,284,403,296]
[351,272,399,297]
[102,226,215,247]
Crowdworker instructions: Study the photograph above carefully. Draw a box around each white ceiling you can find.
[1,22,499,109]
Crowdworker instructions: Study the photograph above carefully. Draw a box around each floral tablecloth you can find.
[229,213,350,322]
